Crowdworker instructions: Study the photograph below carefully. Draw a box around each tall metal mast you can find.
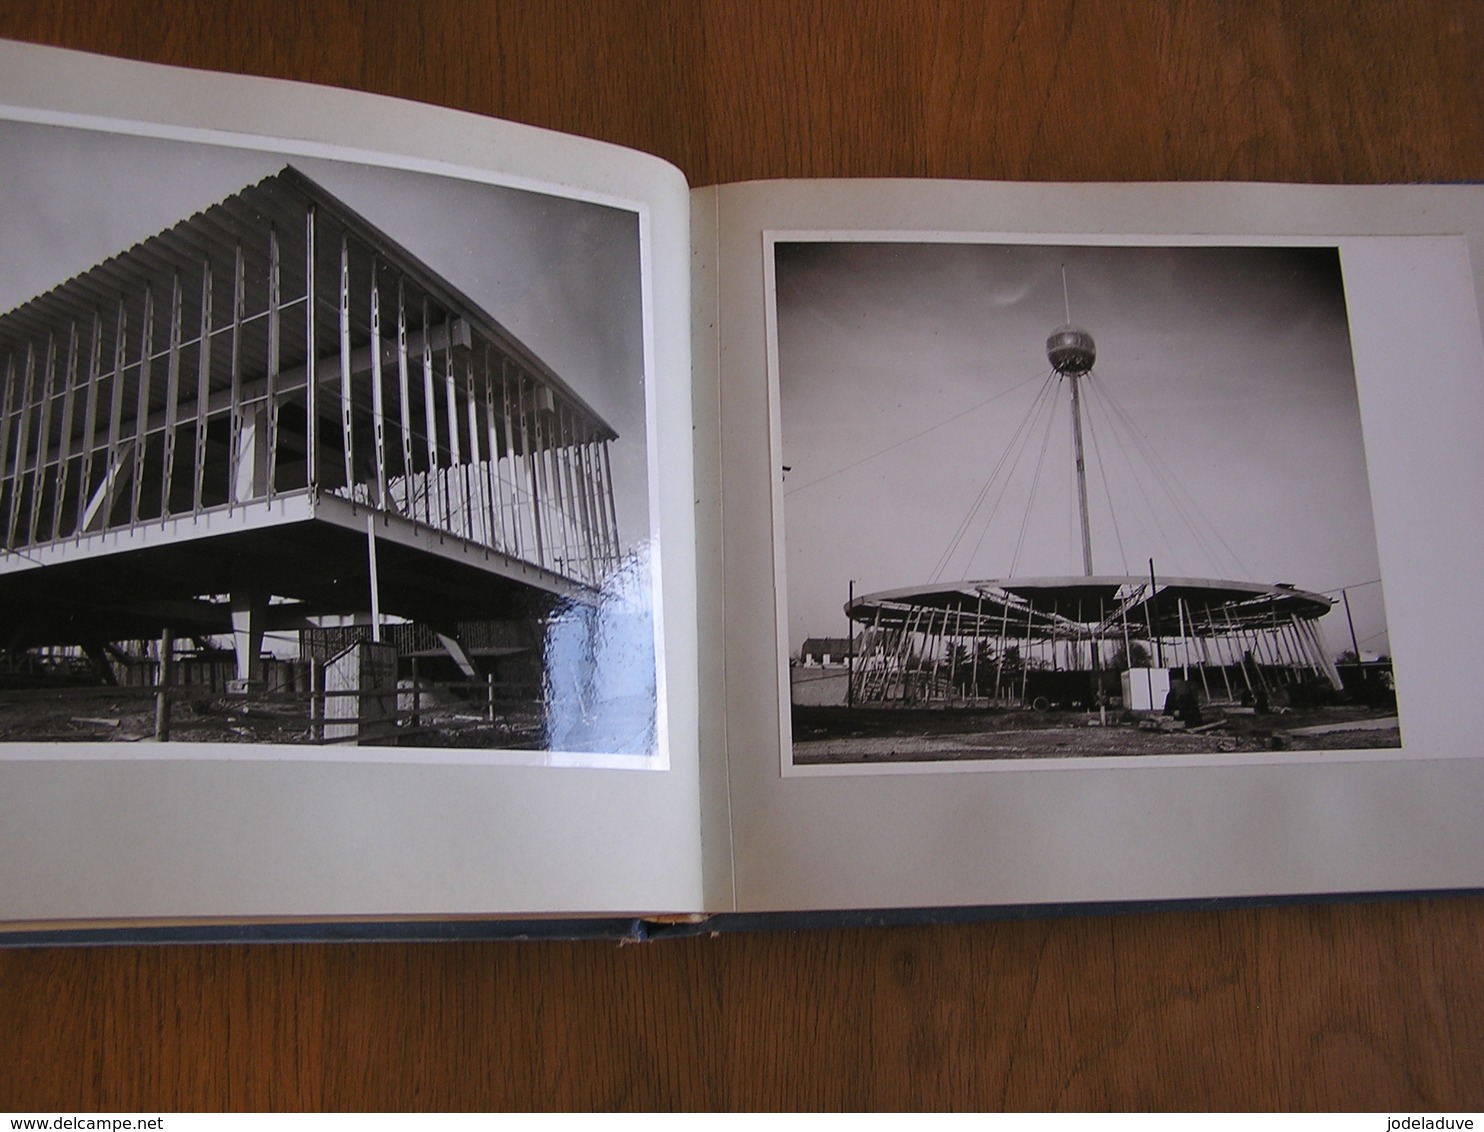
[1068,369,1093,576]
[1046,271,1098,577]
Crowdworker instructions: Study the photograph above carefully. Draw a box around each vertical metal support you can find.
[365,513,382,643]
[369,261,388,508]
[588,438,607,568]
[1293,621,1317,677]
[544,405,567,570]
[131,286,154,526]
[228,246,245,509]
[193,259,213,515]
[600,441,621,564]
[409,656,421,729]
[309,661,323,743]
[1284,622,1309,677]
[528,392,548,560]
[266,226,281,499]
[1300,616,1344,691]
[929,608,948,692]
[420,300,441,529]
[75,314,103,533]
[499,359,521,557]
[968,591,983,702]
[1285,621,1312,677]
[462,353,484,546]
[569,432,592,576]
[160,273,183,518]
[1142,560,1162,667]
[535,397,561,569]
[574,428,601,581]
[8,345,36,548]
[26,336,57,547]
[990,594,1010,704]
[869,606,885,701]
[338,235,355,494]
[304,205,317,495]
[52,323,79,543]
[442,334,464,536]
[1296,618,1321,675]
[1180,598,1210,699]
[1253,617,1279,675]
[477,345,501,549]
[950,608,963,691]
[1020,604,1035,705]
[1341,589,1361,661]
[26,337,51,546]
[545,407,571,572]
[483,347,507,553]
[1069,372,1094,577]
[1223,609,1254,694]
[516,370,544,565]
[565,411,595,581]
[0,353,16,534]
[579,431,602,576]
[555,407,584,576]
[101,301,128,530]
[154,626,174,742]
[1270,619,1293,675]
[1213,612,1234,699]
[395,279,414,514]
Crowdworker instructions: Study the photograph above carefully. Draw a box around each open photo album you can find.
[1,40,1481,937]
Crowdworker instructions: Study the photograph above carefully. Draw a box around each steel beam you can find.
[265,226,281,498]
[131,286,154,527]
[7,345,36,547]
[160,273,183,518]
[338,235,355,495]
[51,323,79,543]
[304,205,317,494]
[367,262,388,507]
[192,259,213,515]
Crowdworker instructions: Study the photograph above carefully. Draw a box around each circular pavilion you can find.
[837,307,1345,711]
[844,575,1340,709]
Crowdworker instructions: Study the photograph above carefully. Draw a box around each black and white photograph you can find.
[773,239,1399,765]
[0,117,660,760]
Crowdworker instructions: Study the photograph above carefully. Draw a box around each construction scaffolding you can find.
[845,576,1342,709]
[0,167,620,585]
[0,167,627,696]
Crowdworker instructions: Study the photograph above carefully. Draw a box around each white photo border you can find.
[763,228,1466,781]
[0,76,672,772]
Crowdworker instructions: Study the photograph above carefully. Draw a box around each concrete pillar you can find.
[233,405,273,505]
[230,590,269,689]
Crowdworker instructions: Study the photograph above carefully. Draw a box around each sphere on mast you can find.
[1047,324,1096,376]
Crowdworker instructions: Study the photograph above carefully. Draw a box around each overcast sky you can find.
[775,241,1390,659]
[0,117,649,548]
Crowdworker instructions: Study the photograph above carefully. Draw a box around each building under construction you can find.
[844,574,1342,711]
[0,167,626,738]
[839,321,1353,714]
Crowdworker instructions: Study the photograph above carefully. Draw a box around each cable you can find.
[1009,380,1064,576]
[784,371,1045,498]
[928,371,1059,581]
[945,373,1061,580]
[1080,389,1129,574]
[1087,373,1250,578]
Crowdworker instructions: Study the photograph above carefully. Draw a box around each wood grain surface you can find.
[2,0,1482,1112]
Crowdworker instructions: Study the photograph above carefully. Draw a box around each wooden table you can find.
[2,1,1481,1111]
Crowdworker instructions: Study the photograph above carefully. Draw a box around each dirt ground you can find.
[790,703,1401,763]
[0,685,546,748]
